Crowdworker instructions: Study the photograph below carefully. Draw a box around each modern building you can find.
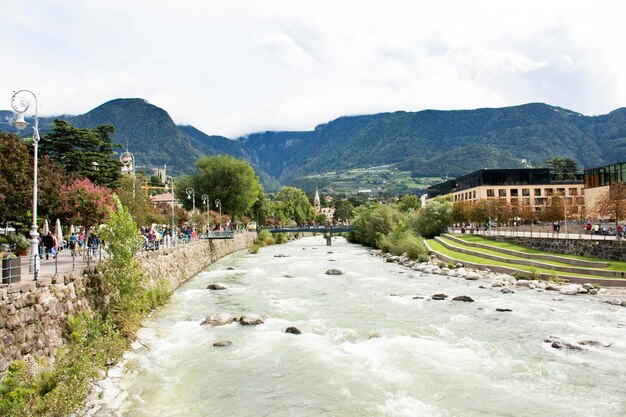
[583,161,626,217]
[427,168,585,215]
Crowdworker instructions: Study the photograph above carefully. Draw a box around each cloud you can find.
[2,0,626,137]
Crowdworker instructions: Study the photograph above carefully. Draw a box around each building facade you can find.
[427,169,585,216]
[583,161,626,217]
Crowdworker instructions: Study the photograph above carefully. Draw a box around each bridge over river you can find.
[261,225,355,245]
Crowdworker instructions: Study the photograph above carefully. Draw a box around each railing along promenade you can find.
[0,231,236,287]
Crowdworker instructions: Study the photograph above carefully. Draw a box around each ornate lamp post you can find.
[11,90,40,278]
[119,149,136,198]
[186,187,196,212]
[165,177,175,237]
[215,199,222,231]
[201,194,209,233]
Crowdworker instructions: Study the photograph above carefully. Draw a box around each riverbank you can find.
[376,251,626,306]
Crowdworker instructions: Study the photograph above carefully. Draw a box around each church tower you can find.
[314,188,321,213]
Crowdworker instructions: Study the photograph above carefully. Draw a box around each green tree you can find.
[179,155,262,220]
[40,119,122,186]
[545,157,579,180]
[333,199,355,223]
[397,194,421,212]
[114,174,164,227]
[272,186,316,225]
[351,204,401,247]
[0,133,32,227]
[411,198,453,238]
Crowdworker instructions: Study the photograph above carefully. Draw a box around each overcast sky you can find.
[2,0,626,138]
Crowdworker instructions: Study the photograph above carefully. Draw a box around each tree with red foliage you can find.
[59,178,115,227]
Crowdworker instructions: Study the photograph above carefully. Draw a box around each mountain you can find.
[3,99,626,187]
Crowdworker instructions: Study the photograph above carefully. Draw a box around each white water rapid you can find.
[101,236,625,417]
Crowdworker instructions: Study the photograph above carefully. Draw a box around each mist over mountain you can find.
[3,99,625,189]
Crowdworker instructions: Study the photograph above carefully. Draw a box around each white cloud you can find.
[2,0,626,137]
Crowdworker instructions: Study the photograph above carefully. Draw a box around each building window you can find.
[510,189,519,197]
[472,191,476,199]
[522,189,530,196]
[557,188,565,196]
[545,188,554,196]
[499,189,507,197]
[534,189,541,196]
[535,197,547,206]
[487,189,495,197]
[569,188,578,196]
[522,197,531,205]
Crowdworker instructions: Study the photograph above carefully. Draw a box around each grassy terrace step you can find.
[426,239,624,282]
[444,234,610,268]
[453,234,626,272]
[435,236,626,278]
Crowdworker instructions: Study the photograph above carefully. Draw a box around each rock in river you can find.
[207,283,227,290]
[432,293,448,300]
[496,308,512,312]
[213,340,233,347]
[285,326,301,335]
[452,295,474,302]
[239,314,265,325]
[325,268,344,275]
[201,313,238,326]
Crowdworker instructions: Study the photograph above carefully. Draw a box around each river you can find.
[102,236,625,417]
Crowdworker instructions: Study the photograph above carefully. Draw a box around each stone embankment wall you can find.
[487,236,626,262]
[0,233,254,372]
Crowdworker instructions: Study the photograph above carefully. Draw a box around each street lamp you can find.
[201,194,209,233]
[215,199,222,231]
[186,187,195,212]
[165,177,175,237]
[120,149,135,198]
[11,90,40,279]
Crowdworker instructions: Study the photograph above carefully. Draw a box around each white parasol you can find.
[42,218,49,236]
[54,219,63,246]
[70,224,76,235]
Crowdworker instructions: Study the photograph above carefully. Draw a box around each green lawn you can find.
[454,234,626,272]
[426,239,620,280]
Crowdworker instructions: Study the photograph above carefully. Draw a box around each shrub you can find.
[274,233,287,244]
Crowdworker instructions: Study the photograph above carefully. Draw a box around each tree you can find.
[0,133,32,228]
[545,158,578,180]
[397,194,421,213]
[114,174,164,227]
[539,196,565,222]
[352,204,401,247]
[411,198,453,238]
[333,199,355,223]
[179,155,262,220]
[272,186,316,225]
[59,178,115,227]
[40,120,122,187]
[594,182,626,228]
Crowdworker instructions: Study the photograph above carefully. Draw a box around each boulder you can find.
[207,283,227,290]
[464,272,480,281]
[227,267,235,270]
[551,341,583,351]
[559,284,582,295]
[589,289,598,295]
[495,308,512,312]
[545,283,562,291]
[213,340,233,347]
[201,313,238,326]
[239,314,265,325]
[452,295,474,302]
[431,293,448,300]
[491,281,504,288]
[500,287,514,294]
[285,326,301,335]
[607,298,624,306]
[325,268,344,275]
[583,283,595,290]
